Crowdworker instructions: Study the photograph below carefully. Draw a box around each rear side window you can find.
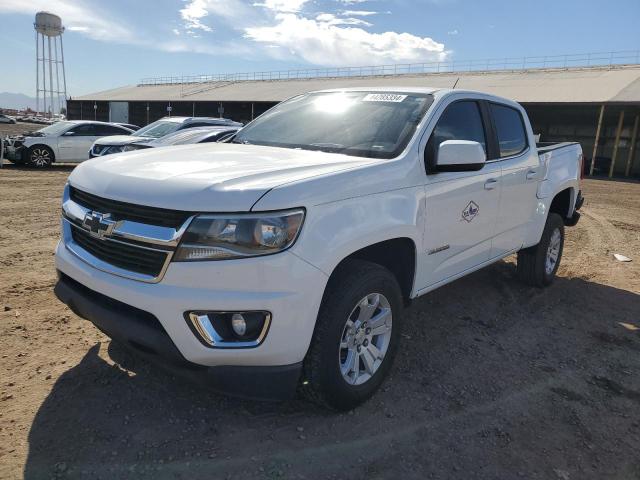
[97,125,131,136]
[69,124,99,136]
[490,103,528,157]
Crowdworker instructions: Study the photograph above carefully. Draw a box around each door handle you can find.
[484,178,498,190]
[526,169,538,180]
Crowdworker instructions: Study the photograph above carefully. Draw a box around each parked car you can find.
[54,88,584,410]
[3,121,134,167]
[116,122,141,131]
[89,117,243,156]
[0,114,16,124]
[89,125,241,158]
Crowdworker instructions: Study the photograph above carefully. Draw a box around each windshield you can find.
[233,91,433,159]
[35,121,73,136]
[135,120,180,139]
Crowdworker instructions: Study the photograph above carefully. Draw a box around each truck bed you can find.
[536,142,580,155]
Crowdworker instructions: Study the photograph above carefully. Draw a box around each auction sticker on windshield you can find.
[362,93,408,102]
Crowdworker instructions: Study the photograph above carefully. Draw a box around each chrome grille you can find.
[71,226,168,277]
[62,184,192,283]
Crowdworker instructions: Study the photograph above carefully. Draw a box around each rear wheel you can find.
[303,259,403,410]
[517,213,564,287]
[27,145,54,168]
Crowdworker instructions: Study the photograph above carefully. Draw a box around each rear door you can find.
[417,98,502,289]
[489,102,540,257]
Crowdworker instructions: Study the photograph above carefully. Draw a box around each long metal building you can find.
[67,58,640,178]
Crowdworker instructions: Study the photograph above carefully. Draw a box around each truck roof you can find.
[310,86,520,105]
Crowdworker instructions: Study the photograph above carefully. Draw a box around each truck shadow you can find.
[23,263,640,479]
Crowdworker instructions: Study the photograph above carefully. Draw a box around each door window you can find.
[490,103,528,157]
[68,124,99,136]
[426,101,487,169]
[97,124,132,136]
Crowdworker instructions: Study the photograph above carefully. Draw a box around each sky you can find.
[0,0,639,97]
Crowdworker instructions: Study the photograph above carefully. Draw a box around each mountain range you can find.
[0,92,38,110]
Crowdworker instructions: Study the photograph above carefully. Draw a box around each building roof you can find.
[72,65,640,104]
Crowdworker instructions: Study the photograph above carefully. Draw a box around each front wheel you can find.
[517,213,565,287]
[302,259,403,410]
[27,146,54,168]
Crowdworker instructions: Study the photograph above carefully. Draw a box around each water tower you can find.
[34,12,67,118]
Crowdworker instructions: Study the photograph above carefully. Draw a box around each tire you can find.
[302,259,403,410]
[517,213,564,288]
[26,145,54,168]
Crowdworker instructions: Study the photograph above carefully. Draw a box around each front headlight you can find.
[174,209,305,261]
[101,144,140,155]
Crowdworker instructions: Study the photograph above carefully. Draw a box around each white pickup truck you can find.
[54,88,584,410]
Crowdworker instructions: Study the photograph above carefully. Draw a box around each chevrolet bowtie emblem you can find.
[82,211,116,239]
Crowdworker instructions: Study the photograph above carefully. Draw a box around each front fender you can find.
[287,187,425,280]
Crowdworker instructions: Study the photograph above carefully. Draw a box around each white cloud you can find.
[315,13,372,27]
[253,0,309,13]
[0,0,135,43]
[1,0,448,72]
[245,13,446,66]
[341,10,378,16]
[179,0,259,29]
[180,0,213,32]
[447,29,458,35]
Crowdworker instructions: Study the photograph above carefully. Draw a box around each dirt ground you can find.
[1,140,639,479]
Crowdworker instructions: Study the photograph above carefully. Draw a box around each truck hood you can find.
[69,143,374,212]
[95,135,154,146]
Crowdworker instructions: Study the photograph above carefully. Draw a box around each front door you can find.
[59,124,100,162]
[417,99,501,289]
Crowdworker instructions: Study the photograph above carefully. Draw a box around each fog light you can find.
[231,313,247,336]
[185,311,271,348]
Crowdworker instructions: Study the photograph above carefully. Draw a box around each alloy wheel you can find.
[545,227,561,275]
[30,148,51,167]
[339,293,393,386]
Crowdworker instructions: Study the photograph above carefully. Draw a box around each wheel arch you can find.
[327,238,417,306]
[549,187,574,220]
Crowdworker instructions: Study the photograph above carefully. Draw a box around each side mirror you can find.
[63,131,75,136]
[436,140,486,172]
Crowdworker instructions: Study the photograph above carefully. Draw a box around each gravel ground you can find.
[0,145,639,479]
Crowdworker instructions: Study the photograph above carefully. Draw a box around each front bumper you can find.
[1,140,25,161]
[54,272,302,400]
[55,238,328,368]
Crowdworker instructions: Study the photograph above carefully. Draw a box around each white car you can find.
[0,114,16,124]
[54,88,584,410]
[5,120,134,167]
